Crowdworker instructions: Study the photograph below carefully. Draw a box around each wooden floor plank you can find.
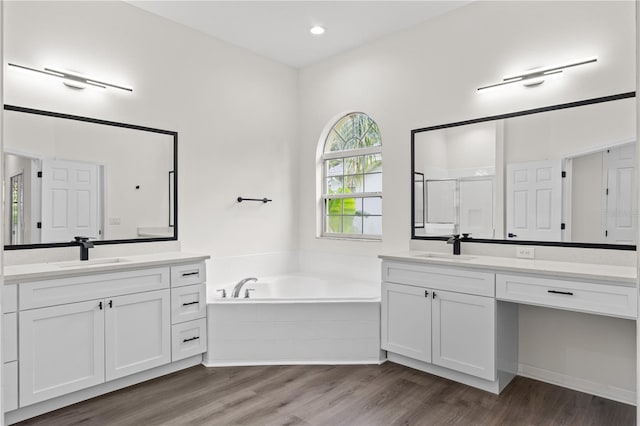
[16,363,636,426]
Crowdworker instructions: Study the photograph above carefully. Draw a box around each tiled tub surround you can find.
[3,252,209,425]
[379,252,637,401]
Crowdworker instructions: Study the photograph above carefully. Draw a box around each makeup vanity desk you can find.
[378,252,637,395]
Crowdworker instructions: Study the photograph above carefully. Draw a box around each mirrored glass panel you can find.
[412,93,636,247]
[3,107,177,248]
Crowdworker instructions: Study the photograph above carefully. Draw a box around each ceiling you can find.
[127,1,470,68]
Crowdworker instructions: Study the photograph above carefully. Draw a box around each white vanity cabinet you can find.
[105,290,171,381]
[3,284,19,412]
[431,289,495,380]
[380,259,515,393]
[20,299,107,406]
[3,254,209,424]
[169,263,207,361]
[381,282,432,363]
[18,271,172,406]
[381,264,496,381]
[380,252,637,397]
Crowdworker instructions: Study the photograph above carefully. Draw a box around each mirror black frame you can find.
[3,104,178,250]
[411,91,636,251]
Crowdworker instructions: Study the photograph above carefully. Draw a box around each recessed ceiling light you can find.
[310,26,325,35]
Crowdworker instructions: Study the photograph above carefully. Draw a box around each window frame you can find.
[320,114,382,240]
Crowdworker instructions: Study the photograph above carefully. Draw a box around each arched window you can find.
[321,112,382,239]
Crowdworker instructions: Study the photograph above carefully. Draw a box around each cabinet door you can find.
[20,300,105,406]
[105,289,171,381]
[381,282,432,363]
[432,290,495,380]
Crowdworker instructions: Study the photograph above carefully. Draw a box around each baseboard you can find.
[518,363,636,406]
[202,359,385,367]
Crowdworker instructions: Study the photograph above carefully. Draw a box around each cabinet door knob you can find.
[432,292,436,299]
[424,290,429,298]
[108,300,113,308]
[98,301,103,310]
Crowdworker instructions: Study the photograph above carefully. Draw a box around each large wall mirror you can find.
[3,105,177,249]
[411,92,636,250]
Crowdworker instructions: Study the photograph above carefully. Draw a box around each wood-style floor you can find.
[18,363,635,426]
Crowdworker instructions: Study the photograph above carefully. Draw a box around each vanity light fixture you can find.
[310,25,325,35]
[477,56,597,93]
[7,63,133,92]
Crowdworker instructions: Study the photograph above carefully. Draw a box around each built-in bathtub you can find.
[204,273,382,366]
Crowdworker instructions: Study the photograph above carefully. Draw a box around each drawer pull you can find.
[182,301,199,306]
[182,271,199,277]
[548,290,574,296]
[183,336,200,343]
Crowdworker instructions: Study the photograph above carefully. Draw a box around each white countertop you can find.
[379,251,637,286]
[3,252,210,283]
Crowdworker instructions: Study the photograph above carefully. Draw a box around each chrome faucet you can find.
[74,236,94,261]
[232,277,257,298]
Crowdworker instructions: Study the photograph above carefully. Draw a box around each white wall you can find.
[299,0,635,257]
[298,1,636,403]
[3,1,299,275]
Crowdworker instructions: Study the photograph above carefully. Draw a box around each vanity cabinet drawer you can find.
[4,313,18,363]
[382,261,495,297]
[496,274,637,319]
[171,284,206,324]
[4,361,18,411]
[4,284,17,313]
[19,267,170,310]
[171,263,206,288]
[172,318,207,361]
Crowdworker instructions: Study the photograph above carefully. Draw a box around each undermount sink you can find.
[415,253,476,261]
[53,258,130,268]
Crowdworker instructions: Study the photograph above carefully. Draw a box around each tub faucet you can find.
[232,277,257,298]
[74,236,94,261]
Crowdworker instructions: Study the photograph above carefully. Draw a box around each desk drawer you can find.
[496,273,637,319]
[171,263,206,288]
[171,284,206,324]
[382,261,494,297]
